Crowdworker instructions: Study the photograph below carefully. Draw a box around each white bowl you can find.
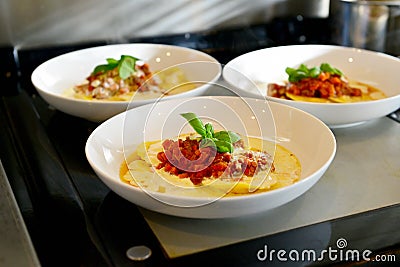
[31,43,221,122]
[223,44,400,128]
[85,96,336,218]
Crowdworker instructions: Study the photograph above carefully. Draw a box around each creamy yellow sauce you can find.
[120,136,301,197]
[329,81,387,103]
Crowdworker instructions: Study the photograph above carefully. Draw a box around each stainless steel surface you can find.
[126,246,152,261]
[273,0,331,18]
[331,0,400,54]
[389,108,400,122]
[0,160,41,267]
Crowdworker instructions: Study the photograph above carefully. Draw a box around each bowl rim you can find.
[85,96,337,203]
[262,94,400,107]
[222,44,400,106]
[31,43,222,104]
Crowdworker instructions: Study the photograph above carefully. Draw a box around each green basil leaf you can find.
[286,64,311,82]
[122,55,139,61]
[214,140,233,153]
[309,67,321,78]
[298,64,309,73]
[320,63,343,76]
[106,58,119,65]
[181,112,240,153]
[285,67,297,76]
[205,123,214,139]
[213,131,229,141]
[320,63,335,73]
[118,55,138,80]
[181,113,207,137]
[199,138,216,150]
[289,71,307,82]
[92,55,138,77]
[227,131,241,143]
[213,131,241,143]
[92,63,117,75]
[286,63,343,82]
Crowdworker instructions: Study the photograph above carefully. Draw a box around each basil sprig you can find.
[92,55,139,80]
[286,63,343,83]
[181,112,241,153]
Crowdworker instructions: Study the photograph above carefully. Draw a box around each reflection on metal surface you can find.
[332,0,400,55]
[389,108,400,122]
[0,160,41,267]
[126,245,152,261]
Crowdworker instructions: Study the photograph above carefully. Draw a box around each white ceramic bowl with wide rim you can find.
[85,96,336,218]
[31,43,222,122]
[222,44,400,128]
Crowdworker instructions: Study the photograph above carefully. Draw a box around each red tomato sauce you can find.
[156,136,274,185]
